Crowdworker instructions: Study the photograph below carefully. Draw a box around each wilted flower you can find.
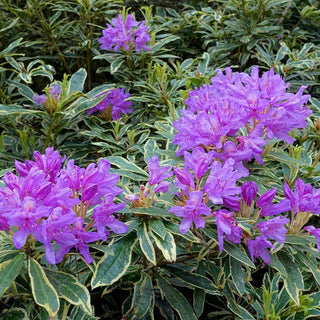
[49,83,62,99]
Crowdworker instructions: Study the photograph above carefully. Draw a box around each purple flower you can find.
[49,83,61,99]
[87,88,133,120]
[284,179,320,215]
[203,159,243,205]
[214,209,243,251]
[148,155,173,186]
[257,188,291,217]
[247,235,276,265]
[92,195,127,241]
[36,208,77,264]
[173,67,310,157]
[15,147,66,183]
[33,94,47,106]
[98,14,150,53]
[210,141,251,177]
[125,194,139,202]
[154,181,171,193]
[55,217,100,264]
[169,190,211,234]
[305,226,320,252]
[8,197,50,249]
[257,216,289,243]
[241,181,258,206]
[134,21,151,53]
[184,147,214,179]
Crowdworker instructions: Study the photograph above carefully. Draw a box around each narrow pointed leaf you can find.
[277,251,303,305]
[0,253,24,297]
[151,231,176,262]
[137,223,156,265]
[132,274,154,318]
[91,233,136,288]
[29,258,59,316]
[164,266,220,293]
[149,220,166,240]
[157,275,197,320]
[67,68,87,95]
[44,269,92,315]
[107,156,149,176]
[230,257,246,295]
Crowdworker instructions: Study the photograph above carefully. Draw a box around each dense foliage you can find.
[0,0,320,319]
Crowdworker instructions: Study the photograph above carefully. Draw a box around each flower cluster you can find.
[98,13,151,53]
[87,88,133,121]
[173,67,311,167]
[33,83,62,115]
[0,148,127,264]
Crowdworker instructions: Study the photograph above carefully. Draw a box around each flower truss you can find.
[87,88,133,121]
[98,13,151,53]
[0,147,127,264]
[173,67,311,164]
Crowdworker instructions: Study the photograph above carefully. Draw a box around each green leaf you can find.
[67,68,87,95]
[223,242,255,268]
[137,222,156,265]
[230,257,246,295]
[144,139,160,163]
[296,253,320,288]
[132,274,154,318]
[44,269,92,315]
[0,104,46,117]
[151,230,176,262]
[0,308,28,320]
[132,207,176,219]
[69,306,98,320]
[149,220,166,240]
[277,251,304,305]
[269,254,287,277]
[198,52,210,75]
[165,222,201,243]
[29,258,60,316]
[0,253,24,297]
[285,235,316,245]
[157,275,198,320]
[110,58,124,74]
[107,156,149,177]
[91,233,137,288]
[193,262,205,318]
[164,265,220,293]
